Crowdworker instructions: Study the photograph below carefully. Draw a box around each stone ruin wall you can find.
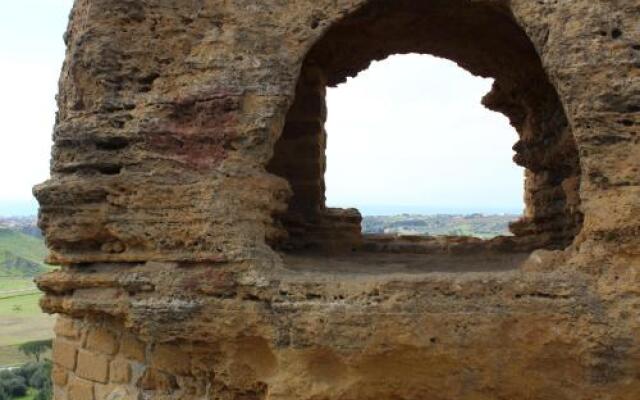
[34,0,640,399]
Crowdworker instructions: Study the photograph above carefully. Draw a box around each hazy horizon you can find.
[0,199,522,218]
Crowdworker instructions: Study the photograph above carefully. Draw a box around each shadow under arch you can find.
[268,0,583,255]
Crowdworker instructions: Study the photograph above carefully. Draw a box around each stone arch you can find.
[267,0,582,254]
[34,0,638,269]
[36,2,640,399]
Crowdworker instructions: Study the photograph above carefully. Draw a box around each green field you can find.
[0,229,47,266]
[0,228,49,279]
[0,291,55,366]
[0,227,54,367]
[0,344,52,369]
[0,277,35,292]
[0,292,45,316]
[0,344,34,367]
[0,292,55,351]
[0,222,54,400]
[0,225,55,366]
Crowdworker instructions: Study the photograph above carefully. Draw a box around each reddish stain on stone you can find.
[178,265,237,296]
[144,93,241,170]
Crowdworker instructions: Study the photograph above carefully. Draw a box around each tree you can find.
[0,372,27,398]
[29,362,52,400]
[36,385,52,400]
[18,340,52,363]
[11,362,53,400]
[27,361,52,391]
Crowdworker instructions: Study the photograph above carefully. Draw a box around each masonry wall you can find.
[36,0,640,399]
[35,0,640,266]
[44,263,640,400]
[51,317,144,400]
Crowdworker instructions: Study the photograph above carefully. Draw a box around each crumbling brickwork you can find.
[36,0,640,399]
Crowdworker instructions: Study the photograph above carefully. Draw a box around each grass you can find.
[0,341,53,368]
[0,267,53,357]
[0,345,47,368]
[0,277,35,292]
[15,387,38,400]
[0,293,44,316]
[0,292,54,352]
[0,228,54,368]
[0,229,47,267]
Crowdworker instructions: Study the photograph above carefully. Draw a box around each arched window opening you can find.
[267,0,583,259]
[324,54,524,233]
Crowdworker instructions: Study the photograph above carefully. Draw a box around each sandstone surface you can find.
[35,0,640,399]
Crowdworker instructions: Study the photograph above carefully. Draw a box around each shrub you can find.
[0,374,27,397]
[35,384,52,400]
[27,362,52,393]
[0,361,53,400]
[18,340,52,363]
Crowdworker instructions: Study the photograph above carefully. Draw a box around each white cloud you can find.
[325,54,524,213]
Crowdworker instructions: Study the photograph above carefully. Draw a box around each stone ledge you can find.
[38,258,597,346]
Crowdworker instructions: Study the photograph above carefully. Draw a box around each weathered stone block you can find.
[150,343,191,376]
[138,368,178,392]
[95,385,135,400]
[76,349,109,383]
[86,327,118,355]
[120,334,145,362]
[53,338,78,371]
[52,364,68,387]
[109,358,131,384]
[54,316,82,341]
[68,376,94,400]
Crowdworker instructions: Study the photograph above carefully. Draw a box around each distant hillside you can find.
[0,228,47,277]
[362,213,520,239]
[0,216,42,238]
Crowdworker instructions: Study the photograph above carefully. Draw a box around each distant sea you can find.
[0,200,524,218]
[332,204,524,216]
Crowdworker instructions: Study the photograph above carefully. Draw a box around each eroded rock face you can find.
[35,0,640,399]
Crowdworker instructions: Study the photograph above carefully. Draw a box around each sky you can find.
[0,0,74,215]
[325,54,524,215]
[0,1,524,216]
